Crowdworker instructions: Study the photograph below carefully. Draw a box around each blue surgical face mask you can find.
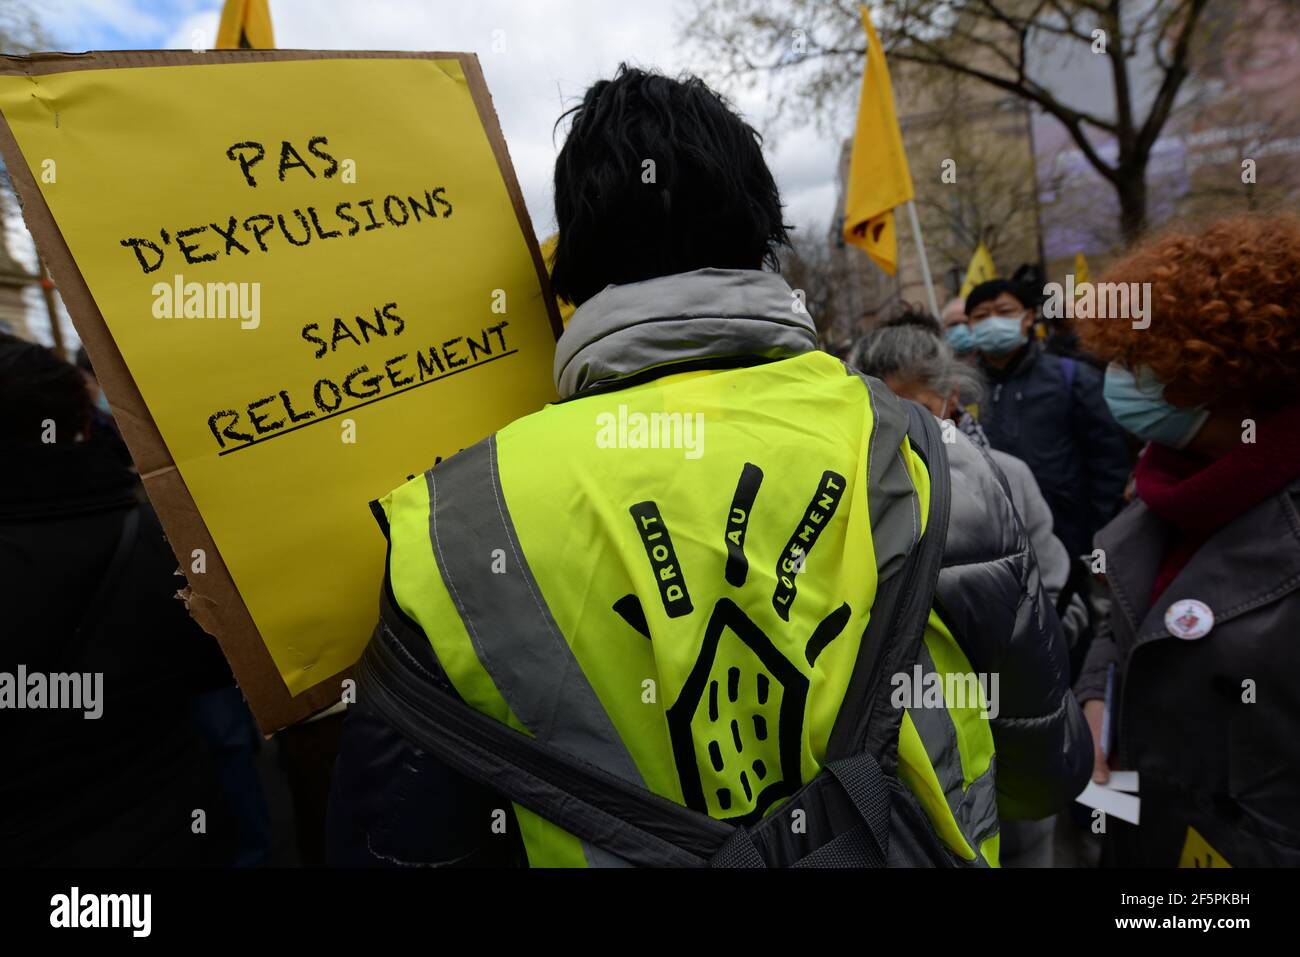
[1103,363,1209,449]
[971,315,1027,356]
[945,324,974,354]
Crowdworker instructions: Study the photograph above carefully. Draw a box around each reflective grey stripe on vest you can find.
[426,435,643,868]
[857,370,924,580]
[907,643,1000,862]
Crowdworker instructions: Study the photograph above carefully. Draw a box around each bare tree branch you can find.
[680,0,1211,243]
[1136,0,1210,159]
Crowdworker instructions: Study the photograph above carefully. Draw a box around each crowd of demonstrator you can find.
[3,66,1297,868]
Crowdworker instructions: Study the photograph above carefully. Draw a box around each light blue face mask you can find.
[971,316,1027,356]
[945,324,974,354]
[1103,363,1209,449]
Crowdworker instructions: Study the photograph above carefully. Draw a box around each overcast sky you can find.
[8,0,840,345]
[37,0,839,241]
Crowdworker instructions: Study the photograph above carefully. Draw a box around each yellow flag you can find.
[959,242,996,299]
[842,6,913,275]
[1074,251,1090,293]
[216,0,275,49]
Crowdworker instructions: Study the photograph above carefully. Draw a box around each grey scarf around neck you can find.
[553,268,819,399]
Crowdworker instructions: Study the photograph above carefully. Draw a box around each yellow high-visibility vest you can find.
[378,271,999,866]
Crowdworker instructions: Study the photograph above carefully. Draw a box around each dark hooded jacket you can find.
[978,341,1131,560]
[0,437,234,865]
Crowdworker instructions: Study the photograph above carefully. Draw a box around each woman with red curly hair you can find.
[1074,214,1300,866]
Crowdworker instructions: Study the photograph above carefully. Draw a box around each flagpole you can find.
[904,199,940,319]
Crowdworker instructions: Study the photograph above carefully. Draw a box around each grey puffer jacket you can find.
[937,420,1091,819]
[961,413,1091,648]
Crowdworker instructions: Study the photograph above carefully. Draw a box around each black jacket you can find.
[979,342,1131,559]
[1076,481,1300,866]
[0,438,234,865]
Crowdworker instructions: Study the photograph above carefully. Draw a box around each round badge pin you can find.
[1164,599,1214,640]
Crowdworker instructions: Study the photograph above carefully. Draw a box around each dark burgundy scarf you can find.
[1136,403,1300,604]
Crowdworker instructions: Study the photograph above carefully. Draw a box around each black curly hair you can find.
[550,65,792,306]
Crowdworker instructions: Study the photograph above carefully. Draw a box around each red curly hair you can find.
[1077,214,1300,410]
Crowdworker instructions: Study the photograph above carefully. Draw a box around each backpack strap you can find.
[356,606,730,867]
[1059,355,1077,396]
[361,619,920,868]
[824,401,952,767]
[707,750,892,868]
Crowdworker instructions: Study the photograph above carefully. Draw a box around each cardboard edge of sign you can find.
[0,49,564,735]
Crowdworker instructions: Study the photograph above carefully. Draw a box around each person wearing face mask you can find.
[1073,214,1300,867]
[941,297,974,358]
[853,309,1092,868]
[854,309,1090,647]
[966,279,1131,562]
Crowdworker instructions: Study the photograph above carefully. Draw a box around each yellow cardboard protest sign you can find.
[1179,826,1232,868]
[0,51,561,729]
